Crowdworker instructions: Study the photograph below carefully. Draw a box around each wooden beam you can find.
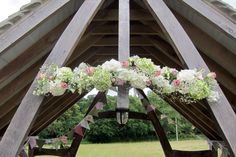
[0,17,71,89]
[97,111,149,120]
[94,9,153,21]
[94,36,153,46]
[138,90,173,157]
[0,1,104,156]
[0,0,84,69]
[117,0,130,124]
[144,0,236,155]
[90,24,158,35]
[164,0,236,55]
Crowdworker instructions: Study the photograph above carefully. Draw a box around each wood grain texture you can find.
[0,1,104,156]
[144,0,236,156]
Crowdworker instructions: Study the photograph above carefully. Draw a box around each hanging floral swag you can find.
[33,56,219,104]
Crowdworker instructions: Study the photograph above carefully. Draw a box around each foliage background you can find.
[39,92,202,143]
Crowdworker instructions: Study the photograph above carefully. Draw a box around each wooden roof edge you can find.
[203,0,236,24]
[0,0,49,35]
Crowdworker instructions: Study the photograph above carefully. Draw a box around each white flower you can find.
[49,80,66,96]
[102,59,122,72]
[117,69,132,81]
[129,72,148,89]
[207,91,220,102]
[177,69,197,81]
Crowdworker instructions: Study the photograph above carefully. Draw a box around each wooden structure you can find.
[0,0,236,156]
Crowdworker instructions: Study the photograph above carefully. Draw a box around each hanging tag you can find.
[74,125,84,136]
[80,119,90,130]
[147,105,156,112]
[85,115,94,123]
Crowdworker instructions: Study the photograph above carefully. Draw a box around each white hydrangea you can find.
[152,76,169,88]
[49,80,66,96]
[129,72,148,89]
[177,69,197,81]
[74,63,88,74]
[102,59,122,72]
[207,91,220,102]
[117,69,132,81]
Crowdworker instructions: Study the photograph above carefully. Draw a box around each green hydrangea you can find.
[134,58,155,75]
[92,67,112,91]
[189,80,210,100]
[56,67,73,82]
[76,72,93,94]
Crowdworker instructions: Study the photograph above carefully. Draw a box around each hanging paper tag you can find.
[29,136,38,149]
[95,102,104,110]
[85,115,94,123]
[147,105,156,112]
[80,119,90,130]
[74,125,84,136]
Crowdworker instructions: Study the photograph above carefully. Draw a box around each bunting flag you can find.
[74,125,84,136]
[95,102,104,110]
[59,135,68,144]
[147,105,156,113]
[89,108,99,117]
[29,136,38,149]
[85,115,94,123]
[80,119,90,130]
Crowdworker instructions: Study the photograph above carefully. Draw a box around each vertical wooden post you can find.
[0,1,104,156]
[144,0,236,156]
[117,0,130,124]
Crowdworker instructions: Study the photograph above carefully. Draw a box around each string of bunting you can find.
[207,140,230,157]
[74,101,104,137]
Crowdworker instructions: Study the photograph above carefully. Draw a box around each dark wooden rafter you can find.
[0,1,105,156]
[137,89,173,157]
[143,0,236,156]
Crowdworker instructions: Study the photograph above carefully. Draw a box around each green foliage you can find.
[39,92,201,142]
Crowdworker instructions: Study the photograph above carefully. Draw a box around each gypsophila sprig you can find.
[33,56,220,104]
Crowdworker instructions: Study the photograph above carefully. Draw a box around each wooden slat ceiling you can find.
[0,0,235,142]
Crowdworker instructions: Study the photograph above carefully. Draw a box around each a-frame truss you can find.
[0,0,236,157]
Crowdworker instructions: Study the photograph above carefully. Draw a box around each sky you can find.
[0,0,236,22]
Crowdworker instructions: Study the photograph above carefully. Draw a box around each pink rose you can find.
[60,82,68,89]
[171,69,177,75]
[121,61,129,68]
[207,72,216,79]
[173,79,181,87]
[154,70,161,76]
[85,67,94,76]
[36,72,45,80]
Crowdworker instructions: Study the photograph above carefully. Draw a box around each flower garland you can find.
[33,56,219,104]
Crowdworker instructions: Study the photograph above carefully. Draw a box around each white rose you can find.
[102,59,122,72]
[177,69,197,81]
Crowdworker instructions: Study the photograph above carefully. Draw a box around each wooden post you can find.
[144,0,236,156]
[0,1,104,156]
[117,0,130,124]
[137,90,173,157]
